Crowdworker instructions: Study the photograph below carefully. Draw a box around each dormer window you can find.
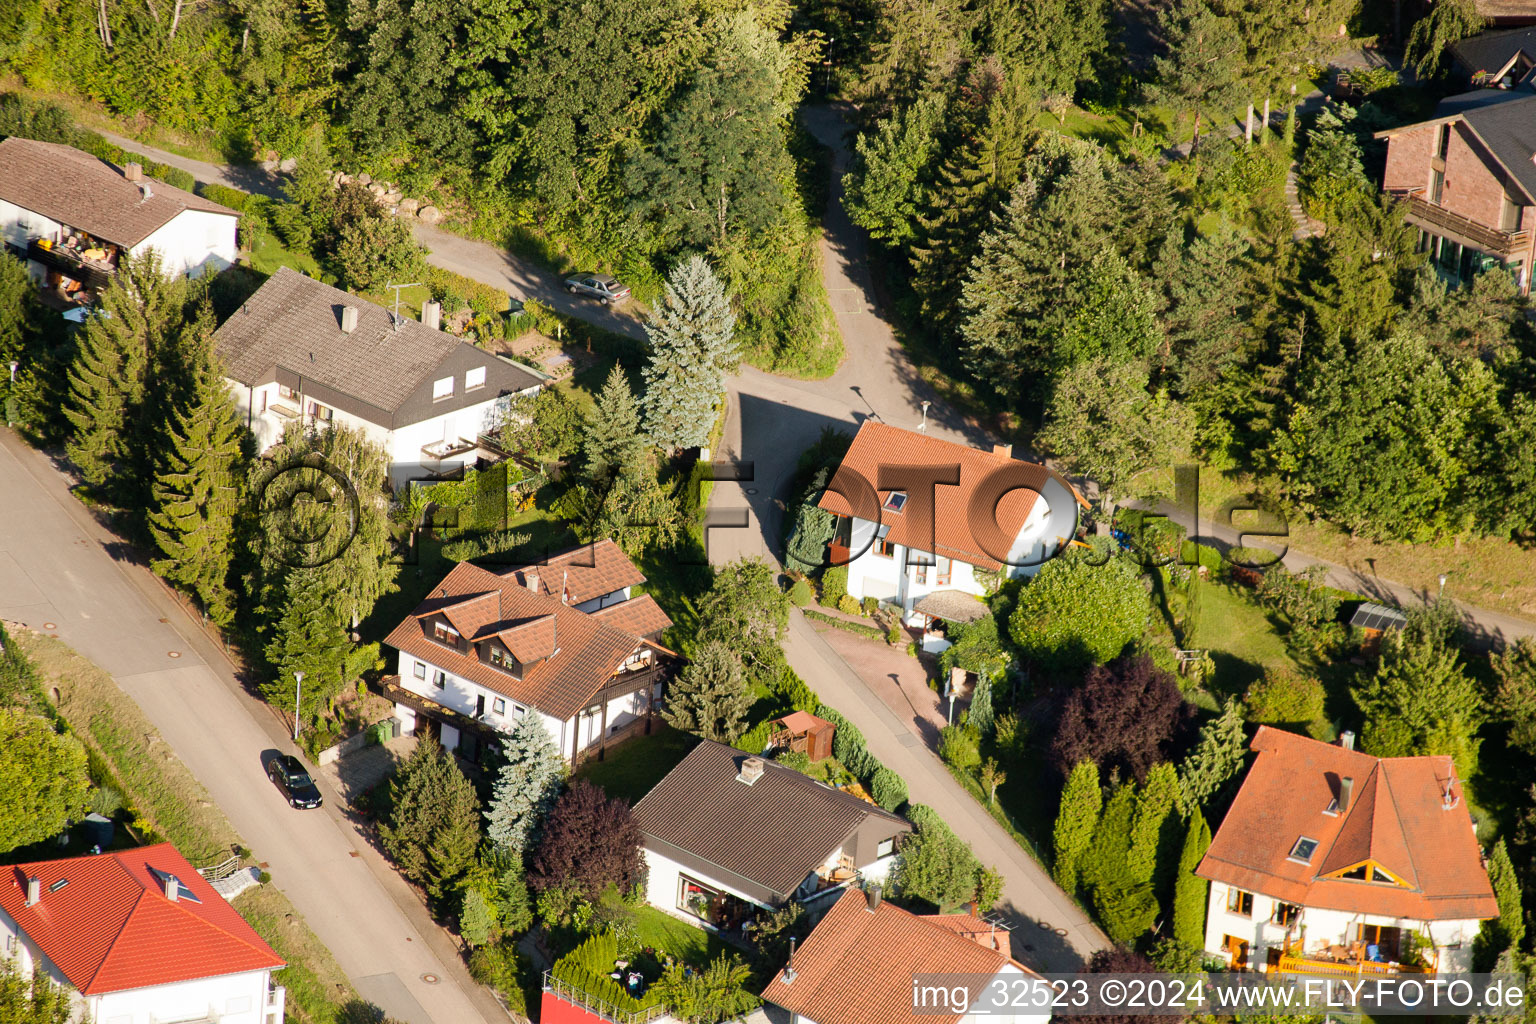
[433,621,460,646]
[466,366,486,391]
[1289,836,1319,863]
[489,646,513,670]
[882,491,908,514]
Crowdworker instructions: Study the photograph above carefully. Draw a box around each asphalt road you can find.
[0,433,501,1024]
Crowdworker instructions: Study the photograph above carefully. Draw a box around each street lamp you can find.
[1437,574,1448,600]
[7,361,17,428]
[293,671,305,742]
[918,401,931,431]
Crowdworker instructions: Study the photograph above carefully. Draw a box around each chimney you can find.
[992,443,1013,458]
[1339,730,1355,751]
[163,874,179,901]
[340,306,359,334]
[523,570,540,593]
[123,162,142,182]
[738,756,765,786]
[137,182,154,201]
[422,299,442,332]
[24,877,40,907]
[1339,777,1354,813]
[866,884,883,913]
[783,938,797,984]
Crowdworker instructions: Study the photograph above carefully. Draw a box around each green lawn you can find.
[1181,578,1303,699]
[632,906,738,967]
[574,724,698,805]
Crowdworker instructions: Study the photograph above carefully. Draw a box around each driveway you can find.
[0,433,502,1024]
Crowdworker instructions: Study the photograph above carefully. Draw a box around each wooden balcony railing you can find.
[1272,953,1431,977]
[27,239,115,291]
[1389,189,1530,257]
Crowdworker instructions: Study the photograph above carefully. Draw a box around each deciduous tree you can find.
[0,707,91,854]
[695,558,790,683]
[1010,543,1149,674]
[1052,655,1191,784]
[529,780,644,899]
[0,959,73,1024]
[844,93,947,245]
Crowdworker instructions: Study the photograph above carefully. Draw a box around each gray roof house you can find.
[214,266,544,487]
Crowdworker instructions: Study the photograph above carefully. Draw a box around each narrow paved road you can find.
[0,434,502,1024]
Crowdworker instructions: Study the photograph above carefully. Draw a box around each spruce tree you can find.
[662,641,751,742]
[262,570,352,722]
[581,365,647,482]
[486,714,567,856]
[1052,759,1102,893]
[460,888,496,948]
[148,311,248,625]
[1172,812,1212,947]
[911,133,1010,339]
[641,256,737,451]
[1176,697,1246,814]
[426,765,483,898]
[381,739,482,895]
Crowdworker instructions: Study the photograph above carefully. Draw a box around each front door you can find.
[1224,935,1250,971]
[475,694,485,719]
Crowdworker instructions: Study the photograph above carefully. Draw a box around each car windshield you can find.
[287,770,312,786]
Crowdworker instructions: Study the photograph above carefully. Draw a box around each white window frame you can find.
[412,661,426,680]
[465,366,487,391]
[432,376,455,401]
[432,669,448,690]
[877,837,895,858]
[493,698,506,715]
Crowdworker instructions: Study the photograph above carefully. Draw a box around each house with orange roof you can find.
[0,844,285,1024]
[383,539,677,763]
[817,422,1085,626]
[1196,726,1497,974]
[760,887,1048,1024]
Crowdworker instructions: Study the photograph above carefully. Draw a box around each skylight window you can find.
[1289,837,1319,862]
[882,491,908,513]
[49,879,68,893]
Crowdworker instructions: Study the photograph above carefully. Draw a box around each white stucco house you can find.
[0,844,285,1024]
[760,887,1050,1024]
[383,540,677,764]
[214,266,547,488]
[1197,726,1497,974]
[818,421,1087,627]
[632,741,911,931]
[0,136,239,299]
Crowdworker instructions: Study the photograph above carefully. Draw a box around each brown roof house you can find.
[632,742,910,933]
[0,137,239,301]
[383,542,676,764]
[760,887,1049,1024]
[1196,727,1497,974]
[817,421,1086,628]
[214,267,545,487]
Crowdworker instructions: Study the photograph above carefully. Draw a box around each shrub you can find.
[771,666,818,714]
[819,705,879,780]
[870,767,908,811]
[820,565,848,606]
[788,579,813,606]
[1245,669,1326,731]
[861,596,878,615]
[469,938,528,1015]
[773,749,813,773]
[886,622,903,644]
[195,182,251,212]
[837,594,861,616]
[938,725,981,771]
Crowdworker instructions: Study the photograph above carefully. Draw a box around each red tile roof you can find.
[384,560,674,720]
[921,911,1013,956]
[769,710,832,735]
[587,594,672,638]
[498,539,647,606]
[817,422,1056,571]
[762,889,1029,1024]
[1197,727,1497,920]
[0,844,283,994]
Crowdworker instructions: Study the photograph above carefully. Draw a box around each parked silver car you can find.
[564,273,631,305]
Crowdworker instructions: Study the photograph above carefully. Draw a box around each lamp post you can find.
[918,401,931,431]
[293,671,305,742]
[1437,574,1447,600]
[6,361,17,428]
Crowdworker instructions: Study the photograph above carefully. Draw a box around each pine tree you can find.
[1176,697,1246,814]
[261,569,352,722]
[1052,759,1102,893]
[486,714,567,856]
[147,311,247,625]
[641,256,737,451]
[1474,840,1525,966]
[581,365,647,482]
[662,641,751,742]
[1172,812,1212,947]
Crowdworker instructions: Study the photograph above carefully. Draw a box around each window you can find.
[1227,889,1253,916]
[1430,168,1445,204]
[936,556,951,586]
[432,376,454,401]
[1437,123,1451,159]
[433,621,459,645]
[1289,836,1319,863]
[493,698,506,715]
[490,646,511,669]
[875,539,896,558]
[877,837,895,858]
[279,384,298,401]
[308,401,333,422]
[911,551,930,584]
[1272,902,1301,927]
[465,366,487,391]
[412,661,426,680]
[882,491,908,514]
[432,669,447,690]
[1501,193,1520,232]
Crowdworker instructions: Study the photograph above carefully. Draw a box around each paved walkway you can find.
[809,623,953,745]
[318,734,418,808]
[0,433,503,1024]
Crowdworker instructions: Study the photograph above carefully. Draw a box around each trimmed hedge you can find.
[871,767,908,811]
[803,608,885,641]
[820,565,848,606]
[818,704,878,781]
[551,931,662,1016]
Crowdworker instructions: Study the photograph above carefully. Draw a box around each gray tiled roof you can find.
[214,267,544,428]
[1450,26,1536,74]
[1435,90,1536,201]
[0,137,238,248]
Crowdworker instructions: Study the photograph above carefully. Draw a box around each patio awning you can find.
[912,589,989,623]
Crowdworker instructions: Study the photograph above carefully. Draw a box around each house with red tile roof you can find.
[1196,727,1497,974]
[760,887,1048,1024]
[0,844,285,1024]
[383,541,677,763]
[817,422,1086,626]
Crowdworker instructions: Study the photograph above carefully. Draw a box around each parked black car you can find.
[267,754,323,809]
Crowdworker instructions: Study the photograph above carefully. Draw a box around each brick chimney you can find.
[123,162,143,182]
[422,300,442,332]
[24,877,40,907]
[340,306,359,333]
[738,756,765,785]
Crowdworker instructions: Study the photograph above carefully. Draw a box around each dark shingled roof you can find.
[214,267,543,429]
[0,137,238,249]
[1451,25,1536,72]
[633,741,910,905]
[1433,90,1536,202]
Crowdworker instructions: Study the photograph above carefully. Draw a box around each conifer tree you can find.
[261,569,352,721]
[486,714,567,856]
[1052,759,1102,892]
[662,641,751,742]
[1176,697,1246,814]
[1083,782,1159,946]
[1127,762,1181,894]
[641,256,737,451]
[581,365,647,482]
[380,739,483,897]
[1473,840,1524,968]
[426,765,483,898]
[459,888,496,948]
[148,309,248,625]
[1172,812,1212,947]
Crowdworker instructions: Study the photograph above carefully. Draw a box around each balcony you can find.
[1389,188,1530,258]
[422,437,477,460]
[267,401,301,421]
[1272,952,1431,977]
[27,239,116,291]
[266,983,286,1024]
